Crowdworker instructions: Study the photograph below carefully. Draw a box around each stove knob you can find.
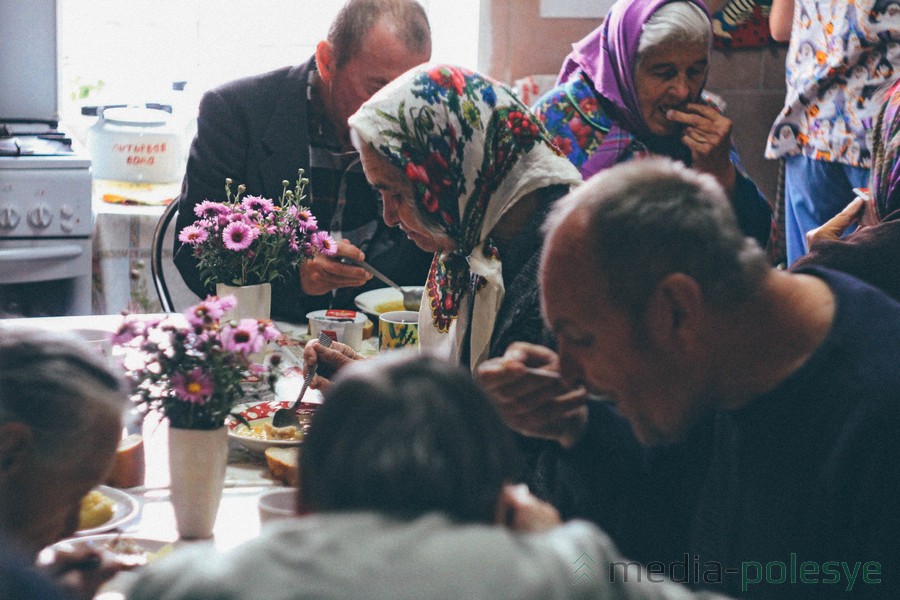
[27,204,54,229]
[0,206,21,230]
[60,204,75,219]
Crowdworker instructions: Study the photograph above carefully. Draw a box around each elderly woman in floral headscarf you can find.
[303,64,582,374]
[532,0,773,249]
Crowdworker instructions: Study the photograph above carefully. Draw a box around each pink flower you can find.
[295,209,318,232]
[111,319,145,345]
[171,367,215,404]
[258,320,281,342]
[222,221,258,251]
[241,195,275,213]
[221,319,265,354]
[186,295,232,327]
[194,201,230,219]
[178,224,208,246]
[311,231,337,255]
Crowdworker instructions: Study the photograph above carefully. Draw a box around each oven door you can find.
[0,237,92,316]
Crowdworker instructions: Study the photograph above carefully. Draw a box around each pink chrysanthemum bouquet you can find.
[113,296,282,430]
[179,170,337,287]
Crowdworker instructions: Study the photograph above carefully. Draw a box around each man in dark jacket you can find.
[174,0,433,321]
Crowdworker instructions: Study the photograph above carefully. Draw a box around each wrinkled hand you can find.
[299,239,372,296]
[666,103,736,193]
[495,483,561,532]
[302,337,363,391]
[805,195,877,247]
[42,545,124,600]
[477,342,588,448]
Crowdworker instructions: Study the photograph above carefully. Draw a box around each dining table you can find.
[0,311,330,599]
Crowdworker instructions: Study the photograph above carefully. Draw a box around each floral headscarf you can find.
[349,64,582,369]
[556,0,711,138]
[872,79,900,220]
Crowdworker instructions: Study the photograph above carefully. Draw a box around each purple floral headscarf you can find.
[872,79,900,220]
[557,0,711,137]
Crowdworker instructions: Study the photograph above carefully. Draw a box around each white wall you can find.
[57,0,480,144]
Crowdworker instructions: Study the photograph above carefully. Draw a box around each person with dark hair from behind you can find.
[173,0,433,321]
[791,78,900,300]
[0,327,129,600]
[127,352,732,600]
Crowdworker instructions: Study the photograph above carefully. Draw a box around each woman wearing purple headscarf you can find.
[533,0,773,249]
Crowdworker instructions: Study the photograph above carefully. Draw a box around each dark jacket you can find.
[173,57,431,322]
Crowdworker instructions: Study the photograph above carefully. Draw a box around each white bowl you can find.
[258,487,299,523]
[354,286,424,318]
[226,400,317,455]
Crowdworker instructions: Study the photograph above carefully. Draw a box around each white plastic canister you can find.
[87,106,183,183]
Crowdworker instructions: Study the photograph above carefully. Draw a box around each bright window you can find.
[57,0,481,144]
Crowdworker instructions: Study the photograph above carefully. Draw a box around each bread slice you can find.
[265,446,299,487]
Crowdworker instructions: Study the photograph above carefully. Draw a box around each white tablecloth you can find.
[91,181,197,314]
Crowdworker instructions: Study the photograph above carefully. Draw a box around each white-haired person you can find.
[532,0,773,250]
[0,327,129,600]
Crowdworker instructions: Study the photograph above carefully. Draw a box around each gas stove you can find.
[0,119,93,239]
[0,0,95,316]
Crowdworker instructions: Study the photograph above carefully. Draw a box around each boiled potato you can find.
[78,490,115,530]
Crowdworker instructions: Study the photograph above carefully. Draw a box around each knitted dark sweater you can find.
[531,268,900,599]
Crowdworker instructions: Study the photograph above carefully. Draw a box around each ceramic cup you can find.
[306,309,368,351]
[258,487,299,524]
[378,310,419,351]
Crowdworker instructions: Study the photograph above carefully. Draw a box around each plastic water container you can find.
[87,106,183,183]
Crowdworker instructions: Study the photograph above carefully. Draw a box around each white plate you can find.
[354,286,424,317]
[38,534,174,599]
[40,533,172,566]
[75,485,141,536]
[226,400,317,455]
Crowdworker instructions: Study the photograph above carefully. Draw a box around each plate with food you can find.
[75,485,141,537]
[38,533,175,598]
[39,533,173,570]
[354,286,424,317]
[227,400,319,455]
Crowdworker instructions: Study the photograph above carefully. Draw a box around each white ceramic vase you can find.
[167,426,228,539]
[215,282,272,322]
[216,282,272,364]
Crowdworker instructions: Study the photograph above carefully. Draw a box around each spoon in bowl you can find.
[271,332,332,428]
[338,256,421,311]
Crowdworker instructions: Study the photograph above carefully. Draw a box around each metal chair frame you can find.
[150,201,179,312]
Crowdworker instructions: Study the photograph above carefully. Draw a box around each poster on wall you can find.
[539,0,611,19]
[537,0,776,48]
[712,0,776,48]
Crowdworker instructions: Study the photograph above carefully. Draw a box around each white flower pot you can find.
[216,282,272,322]
[216,282,272,364]
[167,426,228,539]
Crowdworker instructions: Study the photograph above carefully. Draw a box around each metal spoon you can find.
[339,256,421,311]
[271,332,332,428]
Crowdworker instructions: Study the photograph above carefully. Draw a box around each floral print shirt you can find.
[765,0,900,167]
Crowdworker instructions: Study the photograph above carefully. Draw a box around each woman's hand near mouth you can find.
[666,102,737,194]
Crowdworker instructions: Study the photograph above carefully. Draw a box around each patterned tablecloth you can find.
[91,180,198,314]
